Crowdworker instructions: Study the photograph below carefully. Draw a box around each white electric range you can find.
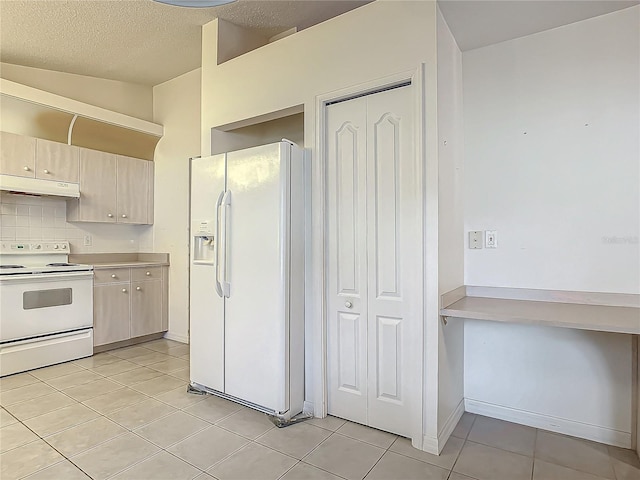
[0,241,94,377]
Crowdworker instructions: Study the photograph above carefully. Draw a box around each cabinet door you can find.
[78,149,117,222]
[130,280,162,338]
[93,284,130,346]
[0,131,35,178]
[117,156,149,224]
[35,139,79,182]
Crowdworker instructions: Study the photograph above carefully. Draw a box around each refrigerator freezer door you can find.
[190,154,226,392]
[224,142,290,413]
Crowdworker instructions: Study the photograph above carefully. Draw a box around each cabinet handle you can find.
[43,169,49,174]
[107,213,114,218]
[122,288,127,293]
[23,166,30,171]
[345,301,353,309]
[146,271,150,276]
[111,274,117,278]
[136,286,141,291]
[122,214,127,218]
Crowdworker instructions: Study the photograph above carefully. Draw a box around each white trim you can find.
[303,400,315,416]
[437,398,465,452]
[163,332,189,344]
[312,65,427,448]
[465,398,632,449]
[421,435,439,455]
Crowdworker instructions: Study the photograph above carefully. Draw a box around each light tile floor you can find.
[1,339,639,480]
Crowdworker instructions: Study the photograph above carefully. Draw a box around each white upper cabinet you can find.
[67,148,154,225]
[116,155,149,225]
[35,138,79,183]
[0,131,37,178]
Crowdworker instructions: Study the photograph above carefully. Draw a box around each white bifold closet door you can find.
[326,85,417,437]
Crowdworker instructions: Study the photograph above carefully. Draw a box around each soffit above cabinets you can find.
[0,79,163,160]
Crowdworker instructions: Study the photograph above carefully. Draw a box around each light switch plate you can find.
[469,231,483,249]
[83,234,92,247]
[485,230,497,248]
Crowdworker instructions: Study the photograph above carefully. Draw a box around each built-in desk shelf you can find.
[440,285,640,456]
[440,286,640,335]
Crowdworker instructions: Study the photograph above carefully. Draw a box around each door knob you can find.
[345,301,353,309]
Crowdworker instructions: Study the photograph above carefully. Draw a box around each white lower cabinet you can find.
[93,265,168,348]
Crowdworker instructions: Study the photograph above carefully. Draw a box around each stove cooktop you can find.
[0,241,94,276]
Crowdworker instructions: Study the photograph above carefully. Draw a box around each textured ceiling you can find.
[0,0,369,86]
[438,0,639,51]
[1,1,637,87]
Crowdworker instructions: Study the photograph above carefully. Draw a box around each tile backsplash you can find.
[0,192,150,253]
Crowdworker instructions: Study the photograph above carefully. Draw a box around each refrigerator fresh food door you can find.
[224,142,290,413]
[190,154,226,392]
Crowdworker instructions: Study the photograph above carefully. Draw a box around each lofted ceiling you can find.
[0,0,638,87]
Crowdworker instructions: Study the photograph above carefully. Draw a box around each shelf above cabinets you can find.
[0,78,162,161]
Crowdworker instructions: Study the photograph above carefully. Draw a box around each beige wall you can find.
[436,6,465,439]
[0,62,153,121]
[146,68,201,343]
[463,7,639,446]
[201,0,440,450]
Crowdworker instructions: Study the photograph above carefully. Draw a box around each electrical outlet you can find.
[83,234,92,247]
[485,230,497,248]
[469,231,483,249]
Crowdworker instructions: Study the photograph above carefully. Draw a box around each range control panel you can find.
[0,241,70,254]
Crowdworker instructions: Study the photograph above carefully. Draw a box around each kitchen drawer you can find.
[131,266,162,281]
[94,268,130,284]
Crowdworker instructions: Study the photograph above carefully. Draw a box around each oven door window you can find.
[23,288,73,310]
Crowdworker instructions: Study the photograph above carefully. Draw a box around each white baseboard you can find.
[421,435,439,455]
[465,398,631,449]
[163,332,189,344]
[438,398,465,450]
[303,401,315,416]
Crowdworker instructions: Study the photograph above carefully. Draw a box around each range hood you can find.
[0,175,80,198]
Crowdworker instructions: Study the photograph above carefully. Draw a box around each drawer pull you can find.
[136,286,141,291]
[108,213,114,218]
[146,271,151,276]
[122,214,127,218]
[111,274,117,278]
[43,169,50,174]
[23,166,30,171]
[122,288,127,293]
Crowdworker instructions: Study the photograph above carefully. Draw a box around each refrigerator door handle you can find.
[214,191,224,297]
[221,190,232,298]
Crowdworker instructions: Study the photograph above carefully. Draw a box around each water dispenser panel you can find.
[192,219,216,264]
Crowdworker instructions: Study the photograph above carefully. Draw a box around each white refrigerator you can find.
[189,141,305,421]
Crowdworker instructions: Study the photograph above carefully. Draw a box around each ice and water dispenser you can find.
[192,219,215,265]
